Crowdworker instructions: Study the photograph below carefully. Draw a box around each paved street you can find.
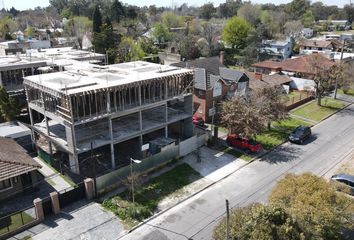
[120,103,354,240]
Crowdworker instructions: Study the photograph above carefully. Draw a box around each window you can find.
[213,81,222,97]
[0,179,12,191]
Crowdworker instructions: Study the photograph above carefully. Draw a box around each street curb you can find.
[118,101,353,239]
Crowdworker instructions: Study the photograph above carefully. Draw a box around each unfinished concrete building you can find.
[24,61,194,176]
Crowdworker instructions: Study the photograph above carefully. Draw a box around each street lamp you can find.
[130,158,141,204]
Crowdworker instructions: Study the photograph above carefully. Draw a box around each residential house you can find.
[301,28,314,39]
[262,38,293,60]
[24,61,194,175]
[172,56,249,122]
[0,121,33,153]
[251,53,337,79]
[0,137,41,201]
[298,39,342,55]
[247,72,293,93]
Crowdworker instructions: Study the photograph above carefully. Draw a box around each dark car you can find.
[331,173,354,195]
[289,125,311,144]
[226,134,262,153]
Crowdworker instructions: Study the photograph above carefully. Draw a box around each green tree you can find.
[213,204,304,240]
[161,12,184,29]
[199,2,216,20]
[285,0,311,20]
[151,23,173,45]
[49,0,68,14]
[222,16,252,51]
[302,10,315,28]
[269,173,354,239]
[92,5,102,33]
[64,16,92,49]
[344,4,354,24]
[237,3,262,27]
[218,0,242,18]
[116,37,144,63]
[110,0,125,23]
[0,87,20,122]
[93,17,115,55]
[0,17,18,40]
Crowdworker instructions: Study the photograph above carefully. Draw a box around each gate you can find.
[42,196,52,217]
[58,183,85,208]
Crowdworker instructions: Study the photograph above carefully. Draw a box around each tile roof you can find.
[252,54,336,75]
[247,72,292,90]
[0,137,41,181]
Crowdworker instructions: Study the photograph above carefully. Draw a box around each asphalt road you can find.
[120,103,354,240]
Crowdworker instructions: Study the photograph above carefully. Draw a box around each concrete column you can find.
[165,103,168,137]
[0,71,2,86]
[45,116,53,156]
[69,154,80,174]
[50,192,60,215]
[108,117,115,169]
[33,198,45,221]
[84,178,95,200]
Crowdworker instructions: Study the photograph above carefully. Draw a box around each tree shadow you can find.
[260,144,301,164]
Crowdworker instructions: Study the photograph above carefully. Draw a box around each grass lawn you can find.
[291,97,347,122]
[102,163,201,227]
[338,88,354,96]
[223,147,253,161]
[0,212,34,235]
[256,118,312,150]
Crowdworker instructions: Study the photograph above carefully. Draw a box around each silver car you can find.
[331,173,354,195]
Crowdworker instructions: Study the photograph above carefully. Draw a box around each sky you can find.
[2,0,346,11]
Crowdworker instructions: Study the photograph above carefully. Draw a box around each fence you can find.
[58,183,85,208]
[96,131,210,195]
[0,206,39,240]
[286,91,315,110]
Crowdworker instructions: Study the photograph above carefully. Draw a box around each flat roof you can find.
[0,56,47,70]
[0,121,31,139]
[24,61,193,95]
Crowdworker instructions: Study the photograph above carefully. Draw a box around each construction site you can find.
[24,61,194,176]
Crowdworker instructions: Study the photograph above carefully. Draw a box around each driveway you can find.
[119,104,354,239]
[10,200,125,240]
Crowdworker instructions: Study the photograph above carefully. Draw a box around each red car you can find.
[226,134,262,153]
[192,116,205,127]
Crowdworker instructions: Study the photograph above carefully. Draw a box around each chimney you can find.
[255,72,262,80]
[219,51,225,65]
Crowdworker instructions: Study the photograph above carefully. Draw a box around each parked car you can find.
[192,116,205,127]
[226,134,262,153]
[288,125,311,144]
[331,173,354,195]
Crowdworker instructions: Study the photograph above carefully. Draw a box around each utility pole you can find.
[334,39,346,99]
[226,199,230,240]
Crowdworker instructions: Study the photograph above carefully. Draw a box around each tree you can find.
[241,25,271,67]
[126,5,138,19]
[0,86,20,122]
[110,0,125,23]
[285,0,311,20]
[284,21,303,39]
[213,204,304,240]
[92,5,102,33]
[252,86,288,129]
[269,173,354,239]
[200,22,220,56]
[199,3,216,20]
[161,12,184,29]
[220,96,265,138]
[151,23,173,45]
[302,10,315,28]
[64,16,92,49]
[49,0,68,14]
[222,16,252,51]
[309,55,336,106]
[93,17,115,55]
[116,37,144,63]
[344,4,354,24]
[0,17,18,41]
[237,3,262,27]
[217,0,242,18]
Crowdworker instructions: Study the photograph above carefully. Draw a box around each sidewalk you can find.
[34,157,73,192]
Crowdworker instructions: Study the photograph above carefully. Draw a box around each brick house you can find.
[172,56,249,122]
[0,137,41,201]
[298,39,342,55]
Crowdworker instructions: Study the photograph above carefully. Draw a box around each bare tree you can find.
[200,21,221,56]
[252,86,288,129]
